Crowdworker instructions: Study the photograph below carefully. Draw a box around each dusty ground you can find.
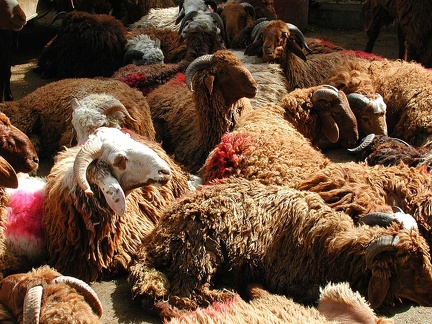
[8,14,431,324]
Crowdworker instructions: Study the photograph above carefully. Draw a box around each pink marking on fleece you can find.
[203,132,256,182]
[342,50,384,61]
[5,187,45,242]
[119,72,186,96]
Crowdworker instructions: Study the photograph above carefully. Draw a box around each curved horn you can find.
[185,54,213,91]
[73,135,105,194]
[123,49,144,65]
[287,23,312,52]
[210,12,227,43]
[175,3,185,24]
[251,19,269,42]
[54,276,103,317]
[311,85,339,104]
[23,285,43,324]
[369,93,387,113]
[179,10,198,35]
[348,133,376,152]
[240,2,256,20]
[366,235,399,269]
[358,212,398,228]
[101,101,137,122]
[347,92,371,111]
[392,137,411,147]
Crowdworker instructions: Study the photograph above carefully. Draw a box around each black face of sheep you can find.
[0,112,39,173]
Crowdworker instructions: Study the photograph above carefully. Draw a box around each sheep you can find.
[0,0,26,103]
[128,176,432,314]
[0,77,156,159]
[36,11,127,79]
[234,0,277,20]
[0,265,103,323]
[166,283,393,323]
[244,19,432,146]
[43,127,191,282]
[361,0,432,68]
[348,133,431,170]
[146,50,257,173]
[123,34,164,66]
[0,0,26,31]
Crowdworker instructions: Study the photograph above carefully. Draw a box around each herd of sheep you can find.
[1,0,432,322]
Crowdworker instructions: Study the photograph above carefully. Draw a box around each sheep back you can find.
[0,78,155,159]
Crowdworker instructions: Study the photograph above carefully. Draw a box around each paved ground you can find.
[8,11,432,324]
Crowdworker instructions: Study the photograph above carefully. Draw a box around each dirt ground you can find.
[8,14,432,324]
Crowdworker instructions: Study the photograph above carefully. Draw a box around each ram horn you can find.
[240,2,256,20]
[54,276,103,317]
[185,54,213,91]
[311,85,339,105]
[73,135,105,194]
[100,100,136,122]
[392,137,411,147]
[347,92,374,110]
[23,285,43,324]
[210,12,227,44]
[175,1,185,24]
[123,49,143,65]
[287,23,312,53]
[251,18,269,42]
[358,212,398,228]
[365,235,399,269]
[179,10,198,36]
[348,133,376,152]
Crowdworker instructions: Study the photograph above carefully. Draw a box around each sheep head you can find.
[365,231,432,309]
[185,50,257,106]
[0,266,103,323]
[244,20,311,63]
[73,127,171,216]
[0,112,39,174]
[347,93,388,139]
[218,2,256,47]
[0,0,26,31]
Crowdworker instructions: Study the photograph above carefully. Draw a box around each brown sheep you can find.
[0,78,155,159]
[147,50,257,173]
[129,177,432,315]
[0,266,103,323]
[43,127,190,282]
[245,19,432,146]
[361,0,432,68]
[0,0,26,31]
[167,283,393,323]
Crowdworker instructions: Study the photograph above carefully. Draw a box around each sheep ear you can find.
[319,112,339,143]
[204,75,215,96]
[368,270,390,309]
[0,156,18,188]
[287,38,307,61]
[244,40,263,57]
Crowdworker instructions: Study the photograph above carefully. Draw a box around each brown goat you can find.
[129,177,432,315]
[0,266,102,323]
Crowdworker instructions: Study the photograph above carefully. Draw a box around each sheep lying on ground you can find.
[36,11,127,79]
[129,177,432,315]
[147,50,257,173]
[167,283,393,323]
[0,78,155,159]
[244,19,432,146]
[348,133,431,171]
[128,6,181,32]
[0,266,103,323]
[43,127,190,282]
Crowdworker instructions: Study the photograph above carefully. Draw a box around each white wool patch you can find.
[128,7,179,31]
[126,34,164,65]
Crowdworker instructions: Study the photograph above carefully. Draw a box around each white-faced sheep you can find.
[129,176,432,315]
[0,78,156,159]
[361,0,432,68]
[0,266,103,323]
[147,50,257,173]
[36,10,127,79]
[0,0,26,102]
[167,283,393,323]
[43,127,190,282]
[245,19,432,146]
